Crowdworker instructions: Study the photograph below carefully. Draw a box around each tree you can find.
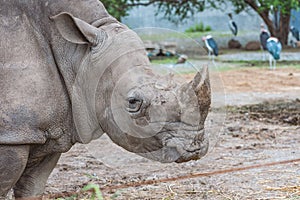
[101,0,129,21]
[101,0,205,21]
[101,0,300,45]
[229,0,300,45]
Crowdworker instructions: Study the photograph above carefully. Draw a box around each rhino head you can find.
[52,13,211,163]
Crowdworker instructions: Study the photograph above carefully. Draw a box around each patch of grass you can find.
[137,30,259,42]
[185,22,212,33]
[138,32,187,41]
[221,60,269,69]
[150,57,177,64]
[289,63,300,69]
[150,56,300,76]
[82,184,103,200]
[222,60,300,69]
[183,31,232,39]
[150,58,244,73]
[184,31,209,38]
[138,30,230,41]
[137,29,260,42]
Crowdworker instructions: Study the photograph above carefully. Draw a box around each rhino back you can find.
[0,0,111,145]
[0,1,71,144]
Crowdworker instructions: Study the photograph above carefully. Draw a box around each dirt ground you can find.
[44,67,300,200]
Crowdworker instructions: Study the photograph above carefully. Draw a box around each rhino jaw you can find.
[129,124,209,163]
[158,128,209,163]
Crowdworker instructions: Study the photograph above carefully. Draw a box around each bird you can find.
[167,54,190,68]
[228,13,238,37]
[266,37,282,70]
[290,26,299,47]
[202,35,218,63]
[156,48,165,57]
[176,54,188,64]
[259,24,270,60]
[290,26,299,40]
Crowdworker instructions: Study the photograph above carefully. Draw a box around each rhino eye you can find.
[126,97,143,113]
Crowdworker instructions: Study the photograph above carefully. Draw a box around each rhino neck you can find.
[48,12,102,142]
[47,0,114,143]
[50,35,105,143]
[49,21,116,144]
[50,40,87,97]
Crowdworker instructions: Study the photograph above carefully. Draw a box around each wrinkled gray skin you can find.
[0,0,211,199]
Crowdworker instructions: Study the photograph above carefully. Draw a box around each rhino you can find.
[0,0,211,198]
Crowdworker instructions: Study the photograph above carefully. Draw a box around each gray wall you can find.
[291,10,300,28]
[121,5,263,33]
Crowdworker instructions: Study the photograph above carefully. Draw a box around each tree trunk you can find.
[244,0,291,45]
[262,13,290,45]
[276,14,290,45]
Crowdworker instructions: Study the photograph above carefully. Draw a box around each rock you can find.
[228,39,242,49]
[245,41,261,51]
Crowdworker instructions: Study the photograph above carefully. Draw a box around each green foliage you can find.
[150,57,177,64]
[205,25,212,32]
[255,0,300,15]
[100,0,130,20]
[206,0,300,15]
[185,22,212,33]
[82,183,103,200]
[100,0,205,22]
[154,0,205,23]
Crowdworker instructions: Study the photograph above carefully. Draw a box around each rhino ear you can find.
[50,12,103,46]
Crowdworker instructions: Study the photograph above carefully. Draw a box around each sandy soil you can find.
[220,68,300,93]
[43,67,300,200]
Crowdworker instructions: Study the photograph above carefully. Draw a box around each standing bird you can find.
[266,37,282,70]
[290,26,299,47]
[202,35,218,63]
[260,24,270,60]
[228,13,238,37]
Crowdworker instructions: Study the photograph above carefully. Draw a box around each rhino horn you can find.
[191,66,211,119]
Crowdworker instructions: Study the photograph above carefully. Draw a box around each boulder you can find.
[245,41,261,51]
[228,39,242,49]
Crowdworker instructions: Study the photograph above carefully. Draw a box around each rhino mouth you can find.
[143,127,209,163]
[175,135,209,163]
[131,128,209,163]
[172,130,208,163]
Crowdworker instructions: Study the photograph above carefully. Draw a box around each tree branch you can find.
[244,0,275,36]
